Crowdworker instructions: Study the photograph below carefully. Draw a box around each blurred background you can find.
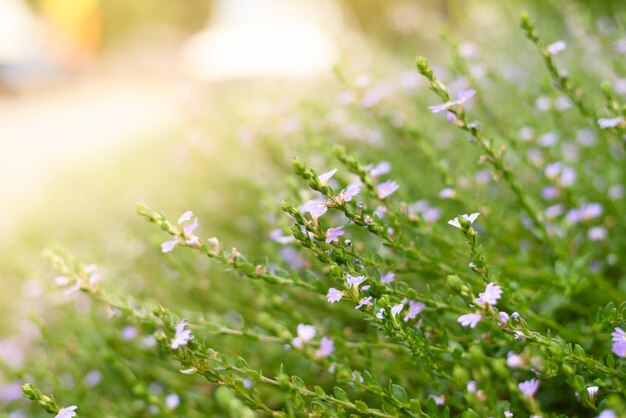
[1,0,625,408]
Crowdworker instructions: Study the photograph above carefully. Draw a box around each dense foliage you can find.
[3,9,626,418]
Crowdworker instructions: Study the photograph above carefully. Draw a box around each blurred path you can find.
[0,75,179,239]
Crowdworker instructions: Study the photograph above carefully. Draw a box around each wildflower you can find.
[162,211,199,252]
[355,297,373,309]
[165,393,180,410]
[302,199,329,219]
[318,168,337,184]
[448,212,480,229]
[374,205,388,218]
[611,327,626,342]
[171,320,193,349]
[598,116,624,129]
[325,226,345,244]
[587,386,598,400]
[380,272,395,284]
[269,229,294,244]
[438,188,456,199]
[475,282,502,306]
[121,326,138,340]
[376,308,385,319]
[84,370,101,387]
[538,131,558,147]
[428,394,445,405]
[327,288,343,303]
[315,337,334,358]
[498,311,510,325]
[55,406,78,418]
[429,89,476,113]
[518,378,540,398]
[597,410,616,418]
[391,303,404,317]
[467,381,477,393]
[292,324,316,348]
[346,274,366,288]
[547,40,566,55]
[403,301,425,322]
[376,180,399,199]
[611,327,626,358]
[544,204,563,220]
[588,226,607,241]
[505,412,514,418]
[368,161,391,177]
[337,183,361,203]
[458,313,482,328]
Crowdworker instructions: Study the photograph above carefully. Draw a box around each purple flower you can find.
[375,308,385,319]
[438,188,456,199]
[507,351,525,368]
[518,378,540,398]
[380,272,395,284]
[161,239,178,253]
[369,161,391,177]
[544,204,563,220]
[302,199,329,218]
[597,410,617,418]
[346,274,366,288]
[428,394,445,405]
[55,405,78,418]
[612,327,626,357]
[390,303,404,317]
[374,206,388,219]
[588,226,607,241]
[325,226,345,244]
[270,229,294,244]
[475,282,502,306]
[292,324,317,348]
[598,116,624,129]
[376,180,399,199]
[121,326,138,340]
[612,327,626,342]
[162,211,199,252]
[183,217,199,239]
[498,311,510,325]
[165,393,180,410]
[316,337,334,358]
[547,40,566,55]
[587,386,599,400]
[458,313,482,328]
[178,211,193,224]
[355,297,373,309]
[429,89,476,113]
[403,301,425,322]
[448,212,480,229]
[318,168,338,183]
[171,320,193,349]
[337,183,361,203]
[327,288,343,303]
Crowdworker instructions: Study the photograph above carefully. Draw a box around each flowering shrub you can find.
[4,10,626,418]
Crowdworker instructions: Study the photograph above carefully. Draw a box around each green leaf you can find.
[354,400,369,413]
[333,386,349,401]
[391,384,409,404]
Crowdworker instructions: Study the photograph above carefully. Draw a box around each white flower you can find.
[171,320,193,349]
[448,212,480,229]
[318,168,338,184]
[547,40,566,55]
[390,303,404,317]
[292,324,317,348]
[55,405,78,418]
[457,313,482,328]
[587,385,598,400]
